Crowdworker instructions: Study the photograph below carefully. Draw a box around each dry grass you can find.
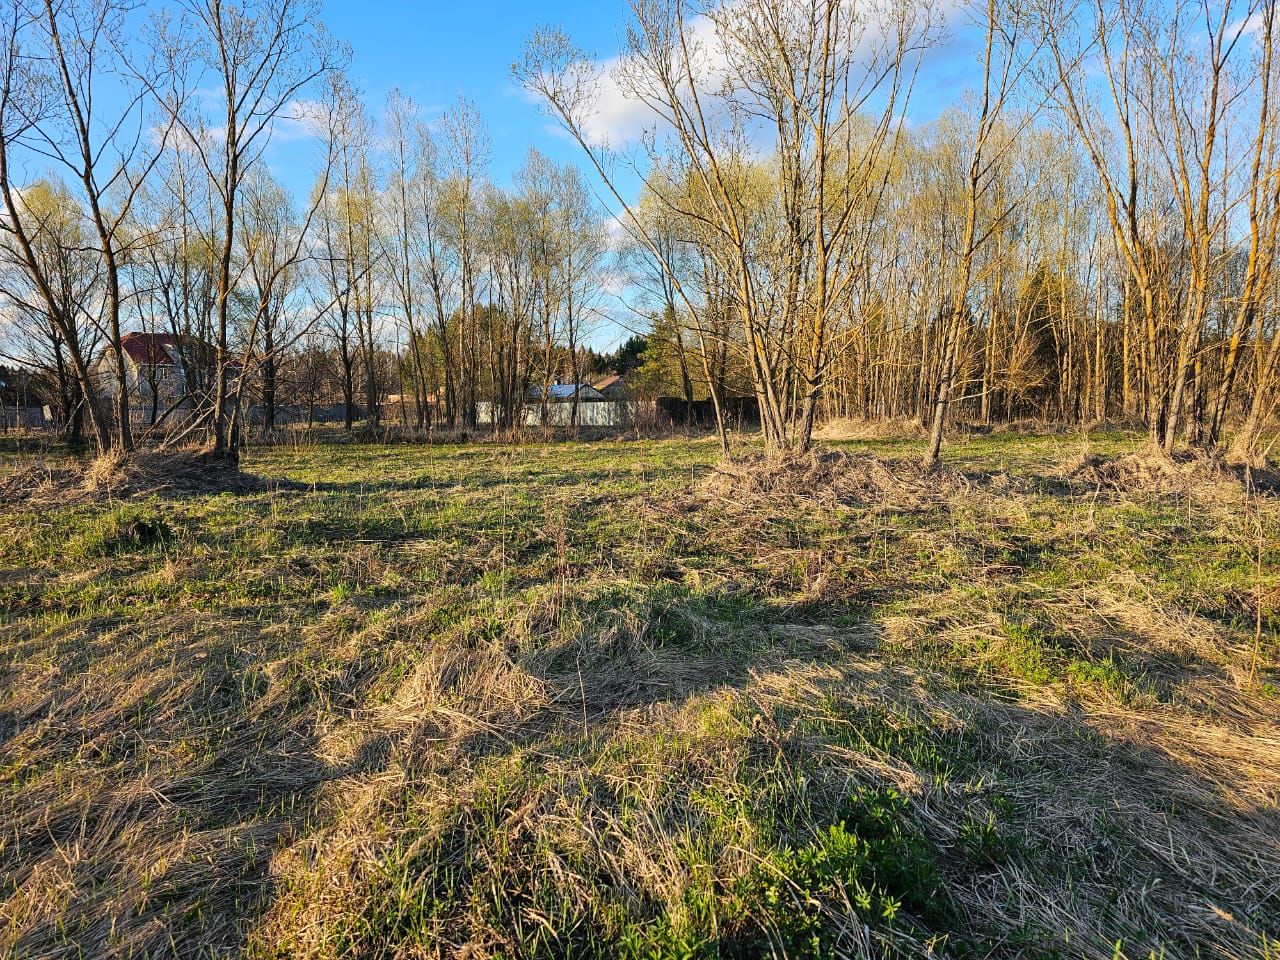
[1,447,282,506]
[84,448,278,496]
[813,416,926,441]
[1063,449,1280,501]
[0,460,77,503]
[0,433,1277,959]
[699,447,962,511]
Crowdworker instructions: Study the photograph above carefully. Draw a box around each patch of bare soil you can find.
[4,449,280,504]
[1064,450,1280,499]
[699,447,961,509]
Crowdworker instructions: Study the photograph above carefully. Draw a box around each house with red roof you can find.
[98,333,234,410]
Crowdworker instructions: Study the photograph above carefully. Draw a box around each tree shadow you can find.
[4,468,1276,958]
[511,584,1280,954]
[6,561,1277,957]
[301,460,702,497]
[0,602,404,959]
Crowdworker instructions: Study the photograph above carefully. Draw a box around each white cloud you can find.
[566,0,966,150]
[572,13,730,148]
[155,120,225,154]
[602,213,635,252]
[573,53,663,148]
[596,265,632,298]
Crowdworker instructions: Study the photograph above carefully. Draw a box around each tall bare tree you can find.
[520,0,934,457]
[154,0,343,455]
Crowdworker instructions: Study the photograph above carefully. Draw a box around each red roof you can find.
[118,332,240,373]
[593,374,624,390]
[120,332,181,365]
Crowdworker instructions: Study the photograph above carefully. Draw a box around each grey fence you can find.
[246,404,362,426]
[476,400,658,428]
[0,406,50,430]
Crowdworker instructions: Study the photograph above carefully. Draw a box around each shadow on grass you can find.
[300,461,708,497]
[0,608,391,958]
[0,434,73,457]
[0,571,880,956]
[2,472,1276,958]
[308,582,1278,958]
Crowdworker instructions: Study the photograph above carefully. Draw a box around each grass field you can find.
[1,431,1278,959]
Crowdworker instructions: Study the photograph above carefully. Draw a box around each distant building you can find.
[97,332,236,415]
[108,333,188,404]
[592,374,632,400]
[0,364,45,407]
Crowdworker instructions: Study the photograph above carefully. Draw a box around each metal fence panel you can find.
[0,407,49,430]
[476,400,658,428]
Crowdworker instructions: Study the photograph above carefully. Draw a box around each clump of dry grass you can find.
[82,448,274,496]
[699,447,961,510]
[814,416,925,441]
[4,447,283,504]
[0,460,78,503]
[1063,449,1279,500]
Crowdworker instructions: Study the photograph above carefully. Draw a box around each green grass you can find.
[0,431,1277,959]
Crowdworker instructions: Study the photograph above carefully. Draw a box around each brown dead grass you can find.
[2,437,1276,959]
[813,416,926,441]
[0,461,78,503]
[2,448,280,504]
[873,568,1280,955]
[698,447,963,510]
[1064,450,1280,500]
[83,449,275,496]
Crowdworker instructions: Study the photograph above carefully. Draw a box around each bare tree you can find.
[0,0,176,452]
[154,0,343,456]
[519,0,934,457]
[380,89,432,428]
[439,96,489,428]
[0,178,102,442]
[1031,0,1263,456]
[924,0,1034,467]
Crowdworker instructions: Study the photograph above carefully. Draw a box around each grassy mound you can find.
[813,416,926,441]
[2,448,281,503]
[83,449,274,496]
[699,447,960,509]
[1064,450,1280,499]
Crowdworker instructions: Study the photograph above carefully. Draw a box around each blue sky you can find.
[312,0,636,186]
[279,0,983,349]
[0,0,984,357]
[305,0,981,189]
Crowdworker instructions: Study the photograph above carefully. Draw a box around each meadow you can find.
[0,431,1277,959]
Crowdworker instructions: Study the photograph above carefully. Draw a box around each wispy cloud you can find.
[549,0,968,150]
